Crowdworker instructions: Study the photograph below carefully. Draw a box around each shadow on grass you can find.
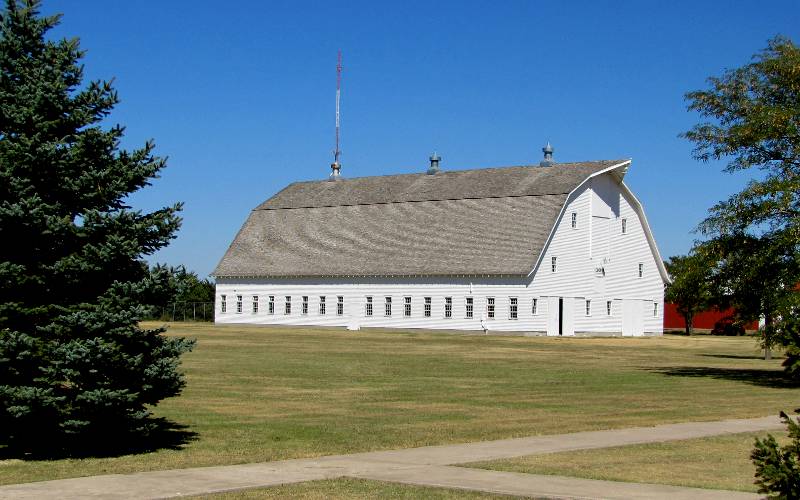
[646,366,798,389]
[0,417,197,461]
[700,353,779,360]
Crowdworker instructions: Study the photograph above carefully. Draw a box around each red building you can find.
[664,303,759,333]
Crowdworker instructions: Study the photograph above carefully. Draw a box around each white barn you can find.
[213,153,668,336]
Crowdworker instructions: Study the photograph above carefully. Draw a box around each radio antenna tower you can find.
[330,50,343,180]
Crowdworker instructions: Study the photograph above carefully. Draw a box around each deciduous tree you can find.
[683,35,800,372]
[664,253,713,335]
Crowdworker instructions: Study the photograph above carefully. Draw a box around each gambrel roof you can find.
[213,160,629,278]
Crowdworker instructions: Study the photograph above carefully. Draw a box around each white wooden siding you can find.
[215,171,664,335]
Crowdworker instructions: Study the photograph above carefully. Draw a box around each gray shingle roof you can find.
[213,160,624,277]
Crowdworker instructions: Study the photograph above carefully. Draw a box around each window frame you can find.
[284,296,291,315]
[236,295,243,314]
[319,296,326,315]
[509,297,518,320]
[268,295,274,315]
[487,297,495,319]
[337,296,344,316]
[220,294,227,314]
[404,296,411,317]
[365,296,373,317]
[252,295,259,314]
[532,297,538,315]
[424,297,432,317]
[301,295,309,315]
[621,218,627,234]
[551,256,557,273]
[384,296,392,317]
[465,297,474,319]
[585,299,591,316]
[571,212,577,229]
[638,263,644,278]
[607,300,612,316]
[444,297,453,318]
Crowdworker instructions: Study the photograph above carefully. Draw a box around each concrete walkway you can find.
[0,416,781,499]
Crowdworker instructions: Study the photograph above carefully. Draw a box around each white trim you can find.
[527,160,631,279]
[618,181,671,284]
[527,159,669,284]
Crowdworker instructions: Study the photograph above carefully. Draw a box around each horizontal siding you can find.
[216,277,552,334]
[216,172,665,335]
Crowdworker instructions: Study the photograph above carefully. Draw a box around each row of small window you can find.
[549,256,646,278]
[570,213,629,234]
[220,295,658,319]
[220,295,344,315]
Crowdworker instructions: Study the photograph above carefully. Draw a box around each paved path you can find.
[0,416,781,499]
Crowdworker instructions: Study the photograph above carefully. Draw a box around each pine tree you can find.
[0,0,194,453]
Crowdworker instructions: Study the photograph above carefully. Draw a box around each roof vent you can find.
[427,153,441,174]
[540,142,554,167]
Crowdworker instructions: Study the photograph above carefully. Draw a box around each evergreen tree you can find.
[752,410,800,498]
[0,0,194,453]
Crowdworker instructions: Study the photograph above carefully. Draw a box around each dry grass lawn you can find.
[465,430,790,492]
[190,478,515,499]
[1,322,796,486]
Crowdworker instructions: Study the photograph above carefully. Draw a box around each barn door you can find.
[546,297,559,336]
[622,300,644,336]
[561,297,575,336]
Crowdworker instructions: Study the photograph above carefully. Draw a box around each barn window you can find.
[236,295,243,313]
[385,296,392,317]
[220,295,227,313]
[268,295,274,314]
[302,296,309,315]
[319,296,326,315]
[337,296,344,315]
[424,297,431,317]
[532,298,538,315]
[284,296,291,315]
[621,218,627,234]
[465,297,473,318]
[365,296,373,316]
[585,299,591,316]
[607,300,612,316]
[487,297,495,319]
[638,263,644,278]
[252,295,259,314]
[445,297,452,318]
[551,256,557,273]
[509,297,518,320]
[404,296,411,317]
[571,212,577,228]
[653,302,658,317]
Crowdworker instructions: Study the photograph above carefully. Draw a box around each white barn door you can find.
[562,297,575,336]
[546,297,575,336]
[546,297,559,336]
[622,300,644,336]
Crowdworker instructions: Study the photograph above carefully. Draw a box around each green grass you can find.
[1,322,796,485]
[465,430,789,492]
[190,478,515,499]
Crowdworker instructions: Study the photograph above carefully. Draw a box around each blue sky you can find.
[46,1,800,278]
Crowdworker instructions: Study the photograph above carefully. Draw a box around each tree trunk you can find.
[763,312,773,361]
[684,314,694,336]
